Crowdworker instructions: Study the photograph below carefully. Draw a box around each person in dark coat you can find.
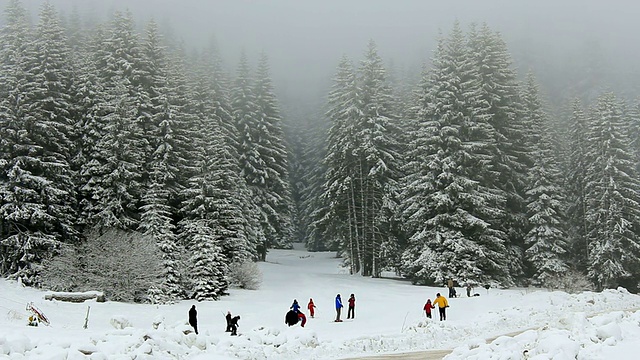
[188,305,198,334]
[229,315,240,336]
[225,311,232,332]
[285,310,299,326]
[347,294,356,319]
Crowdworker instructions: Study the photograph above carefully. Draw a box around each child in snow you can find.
[291,299,301,313]
[433,293,449,321]
[230,315,240,336]
[188,305,198,334]
[335,294,343,322]
[347,294,356,319]
[298,311,307,327]
[423,299,435,318]
[307,298,316,318]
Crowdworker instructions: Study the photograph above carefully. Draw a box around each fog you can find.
[22,0,640,114]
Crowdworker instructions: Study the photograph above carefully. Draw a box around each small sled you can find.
[26,302,50,326]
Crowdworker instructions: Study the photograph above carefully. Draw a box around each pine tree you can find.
[400,23,510,286]
[468,23,529,280]
[0,0,78,283]
[137,20,187,302]
[566,99,591,270]
[80,11,145,230]
[190,45,260,264]
[585,93,640,290]
[354,40,402,277]
[521,73,569,284]
[252,52,295,251]
[231,52,292,260]
[321,55,362,270]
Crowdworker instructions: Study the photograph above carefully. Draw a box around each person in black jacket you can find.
[229,315,240,336]
[188,305,198,334]
[225,311,232,332]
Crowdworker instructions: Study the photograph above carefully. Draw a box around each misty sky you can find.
[20,0,640,111]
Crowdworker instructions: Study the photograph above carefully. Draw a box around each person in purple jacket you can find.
[334,294,343,322]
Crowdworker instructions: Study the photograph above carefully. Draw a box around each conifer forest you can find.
[1,0,640,302]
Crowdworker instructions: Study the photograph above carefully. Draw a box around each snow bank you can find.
[446,309,640,359]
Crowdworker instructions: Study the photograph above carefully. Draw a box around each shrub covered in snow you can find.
[228,261,263,290]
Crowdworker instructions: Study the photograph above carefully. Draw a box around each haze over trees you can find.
[1,0,640,301]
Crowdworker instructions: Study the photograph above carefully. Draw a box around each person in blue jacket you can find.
[335,294,343,322]
[290,299,301,312]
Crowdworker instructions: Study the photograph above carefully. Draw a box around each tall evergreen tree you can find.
[231,52,292,260]
[252,52,294,251]
[585,93,640,290]
[353,40,402,277]
[400,23,510,286]
[521,73,569,284]
[137,20,187,302]
[468,23,528,280]
[0,1,78,283]
[321,55,362,270]
[566,99,591,270]
[80,11,145,230]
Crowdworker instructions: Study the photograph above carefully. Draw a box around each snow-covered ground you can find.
[1,247,639,359]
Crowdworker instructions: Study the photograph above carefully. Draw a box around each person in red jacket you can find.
[347,294,356,319]
[307,298,316,318]
[423,299,435,318]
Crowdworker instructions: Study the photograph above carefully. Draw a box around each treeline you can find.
[2,0,639,299]
[0,1,293,302]
[296,23,640,291]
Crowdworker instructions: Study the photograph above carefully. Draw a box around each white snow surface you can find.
[1,247,639,360]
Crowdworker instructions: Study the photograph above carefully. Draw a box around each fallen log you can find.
[44,291,106,303]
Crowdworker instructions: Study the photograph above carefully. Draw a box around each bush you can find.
[41,228,163,302]
[547,269,595,294]
[228,261,262,290]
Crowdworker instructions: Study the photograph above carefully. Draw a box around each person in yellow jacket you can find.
[433,293,449,321]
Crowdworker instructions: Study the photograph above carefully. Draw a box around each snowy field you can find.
[1,247,640,360]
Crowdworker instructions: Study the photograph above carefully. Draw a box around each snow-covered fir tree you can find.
[231,52,292,260]
[467,24,529,280]
[585,93,640,290]
[565,99,591,270]
[0,1,77,284]
[520,73,569,284]
[190,44,261,264]
[252,52,295,252]
[400,23,510,286]
[320,55,363,269]
[352,40,402,277]
[136,20,188,303]
[80,11,145,230]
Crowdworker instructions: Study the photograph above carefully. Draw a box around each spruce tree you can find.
[0,0,77,283]
[468,23,528,280]
[585,93,640,290]
[566,99,591,270]
[252,52,295,251]
[521,73,569,284]
[400,23,510,286]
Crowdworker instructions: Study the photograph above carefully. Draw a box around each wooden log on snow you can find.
[44,291,106,303]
